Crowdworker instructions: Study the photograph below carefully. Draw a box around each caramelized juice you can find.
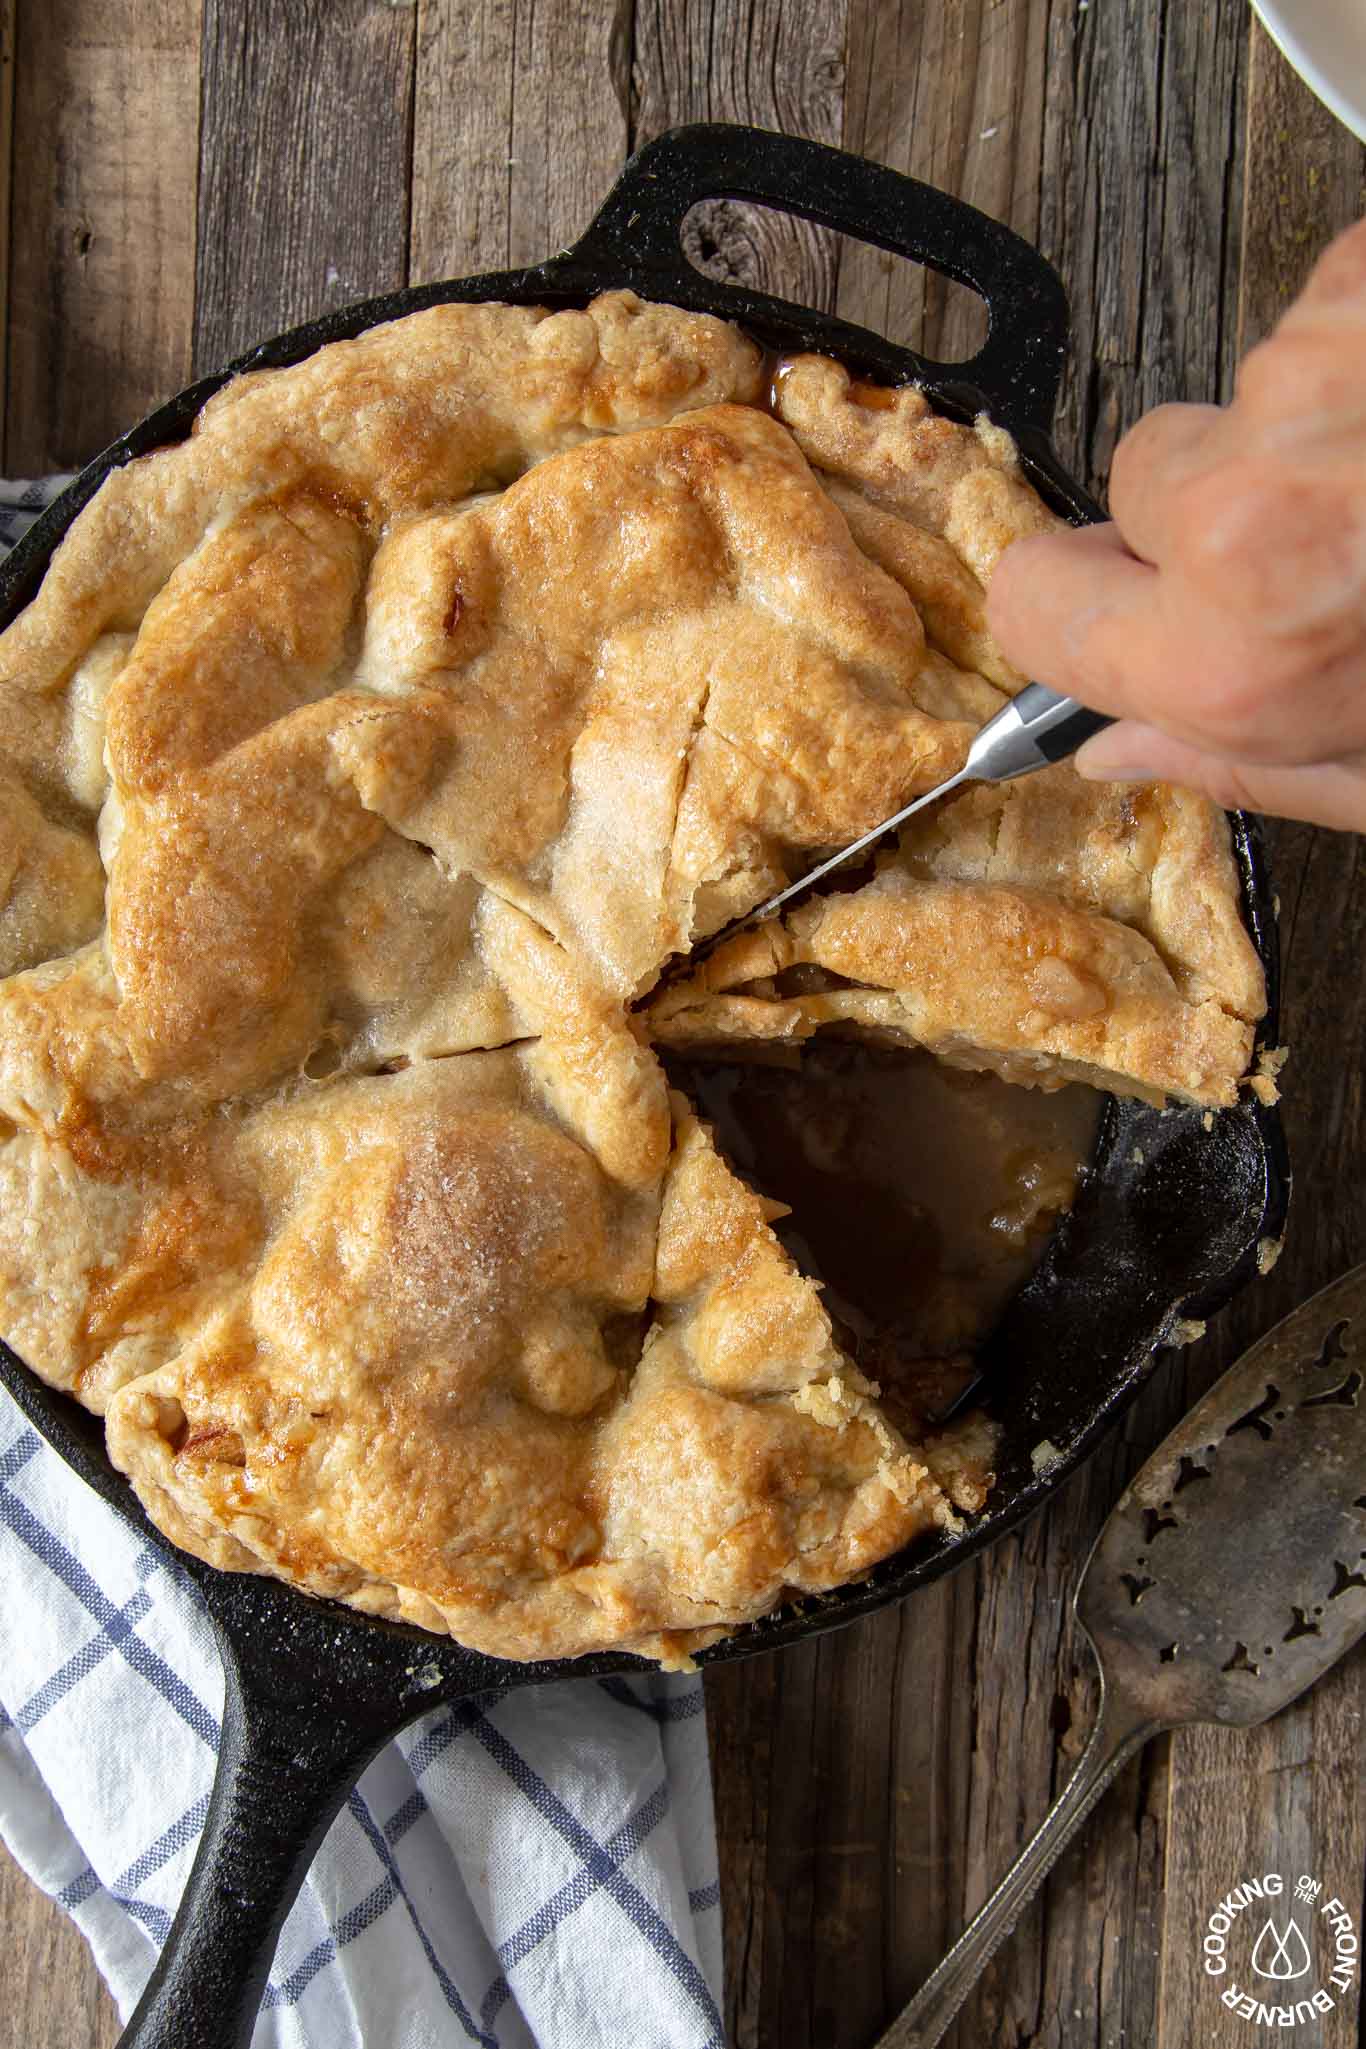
[667,1040,1100,1416]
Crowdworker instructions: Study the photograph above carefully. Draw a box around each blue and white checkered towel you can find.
[0,473,75,550]
[0,475,726,2049]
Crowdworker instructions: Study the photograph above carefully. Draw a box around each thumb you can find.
[1075,719,1366,832]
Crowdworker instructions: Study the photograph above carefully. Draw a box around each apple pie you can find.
[0,291,1265,1663]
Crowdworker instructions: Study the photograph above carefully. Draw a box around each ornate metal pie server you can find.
[875,1262,1366,2049]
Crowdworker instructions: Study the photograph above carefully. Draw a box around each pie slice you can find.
[891,768,1265,1019]
[590,1096,996,1652]
[648,766,1266,1109]
[101,1046,666,1660]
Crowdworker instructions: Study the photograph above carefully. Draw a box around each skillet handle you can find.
[115,1617,444,2049]
[564,123,1070,435]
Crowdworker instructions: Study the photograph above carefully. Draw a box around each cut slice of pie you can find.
[648,766,1265,1109]
[589,1096,996,1655]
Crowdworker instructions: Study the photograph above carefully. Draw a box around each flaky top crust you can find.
[647,771,1265,1109]
[0,292,1263,1661]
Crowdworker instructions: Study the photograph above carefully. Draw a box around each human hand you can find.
[987,215,1366,831]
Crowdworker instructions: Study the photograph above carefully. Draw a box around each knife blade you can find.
[677,684,1113,970]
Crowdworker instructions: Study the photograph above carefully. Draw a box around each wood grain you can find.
[410,0,628,282]
[0,1842,119,2049]
[194,0,416,372]
[0,0,15,428]
[1030,0,1250,489]
[841,0,1048,361]
[633,0,846,316]
[1238,12,1366,356]
[5,0,201,475]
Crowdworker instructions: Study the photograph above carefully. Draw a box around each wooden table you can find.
[2,4,1364,2045]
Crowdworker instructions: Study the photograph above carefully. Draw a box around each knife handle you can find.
[965,682,1113,784]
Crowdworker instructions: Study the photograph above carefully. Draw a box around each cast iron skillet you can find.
[0,125,1287,2049]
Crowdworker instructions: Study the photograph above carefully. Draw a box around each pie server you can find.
[876,1261,1366,2049]
[696,683,1114,954]
[0,124,1284,2049]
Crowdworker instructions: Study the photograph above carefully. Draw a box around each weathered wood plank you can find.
[841,0,1048,362]
[631,0,846,317]
[0,1845,119,2049]
[1034,0,1250,489]
[1238,13,1366,355]
[194,0,415,372]
[5,0,201,474]
[410,0,628,282]
[0,0,16,437]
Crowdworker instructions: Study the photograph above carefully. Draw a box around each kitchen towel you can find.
[0,474,726,2049]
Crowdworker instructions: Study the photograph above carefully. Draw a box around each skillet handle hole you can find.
[681,199,990,363]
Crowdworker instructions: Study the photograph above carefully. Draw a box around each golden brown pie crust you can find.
[0,293,1264,1663]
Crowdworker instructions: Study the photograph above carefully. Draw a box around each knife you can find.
[691,685,1113,959]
